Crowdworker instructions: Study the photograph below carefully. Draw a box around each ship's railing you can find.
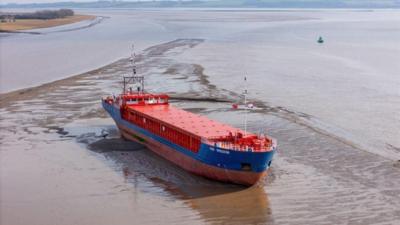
[206,134,273,152]
[122,93,169,105]
[213,142,270,152]
[103,93,170,106]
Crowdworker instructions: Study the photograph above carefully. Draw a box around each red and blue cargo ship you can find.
[102,77,276,186]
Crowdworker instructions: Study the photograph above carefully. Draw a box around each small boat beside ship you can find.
[102,50,277,186]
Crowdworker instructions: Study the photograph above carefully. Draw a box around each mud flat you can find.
[0,14,97,32]
[1,39,400,225]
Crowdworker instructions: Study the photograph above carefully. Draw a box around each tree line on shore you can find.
[0,9,74,20]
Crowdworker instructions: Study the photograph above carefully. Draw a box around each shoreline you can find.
[0,14,96,32]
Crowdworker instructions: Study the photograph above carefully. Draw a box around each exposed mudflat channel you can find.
[1,39,400,225]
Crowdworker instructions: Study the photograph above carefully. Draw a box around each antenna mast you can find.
[123,44,144,94]
[244,76,247,136]
[131,44,137,76]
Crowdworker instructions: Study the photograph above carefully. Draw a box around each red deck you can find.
[107,92,273,152]
[127,104,246,139]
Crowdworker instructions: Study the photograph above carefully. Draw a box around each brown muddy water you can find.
[1,39,400,225]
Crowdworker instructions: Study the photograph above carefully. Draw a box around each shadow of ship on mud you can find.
[87,133,273,225]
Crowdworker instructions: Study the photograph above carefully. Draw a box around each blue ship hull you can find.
[103,101,276,185]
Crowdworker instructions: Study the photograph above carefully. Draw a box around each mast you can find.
[123,44,144,94]
[244,76,247,136]
[132,44,136,76]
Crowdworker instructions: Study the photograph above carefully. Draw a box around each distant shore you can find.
[0,14,96,32]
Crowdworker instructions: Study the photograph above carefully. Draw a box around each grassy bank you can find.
[0,14,96,31]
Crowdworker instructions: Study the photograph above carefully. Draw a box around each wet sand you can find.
[1,39,400,225]
[0,14,97,32]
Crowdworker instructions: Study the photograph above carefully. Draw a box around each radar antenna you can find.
[123,44,144,94]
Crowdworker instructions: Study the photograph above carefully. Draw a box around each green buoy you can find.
[318,36,324,44]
